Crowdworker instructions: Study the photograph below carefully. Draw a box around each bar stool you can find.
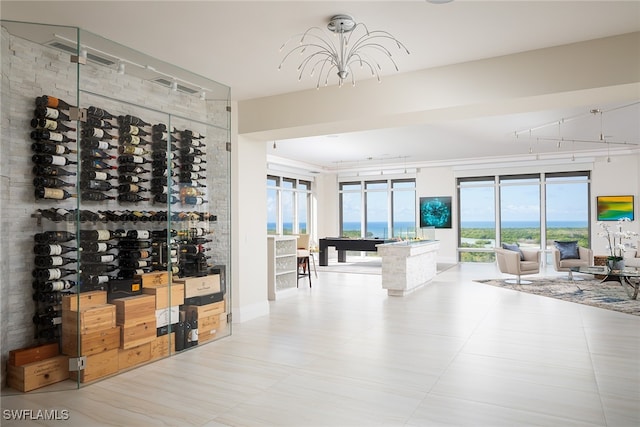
[297,234,312,287]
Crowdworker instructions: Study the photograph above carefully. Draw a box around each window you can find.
[267,175,312,236]
[340,179,416,239]
[457,171,590,262]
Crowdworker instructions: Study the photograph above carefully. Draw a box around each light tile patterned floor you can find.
[2,263,639,426]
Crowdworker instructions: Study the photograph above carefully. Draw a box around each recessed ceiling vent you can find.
[46,41,115,66]
[152,78,198,94]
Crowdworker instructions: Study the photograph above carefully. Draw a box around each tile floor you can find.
[2,262,639,426]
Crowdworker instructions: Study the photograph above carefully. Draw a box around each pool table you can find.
[318,237,395,266]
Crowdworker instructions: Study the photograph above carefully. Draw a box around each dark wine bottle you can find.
[183,155,206,165]
[152,123,177,133]
[82,275,112,286]
[119,259,150,269]
[80,138,116,151]
[34,187,76,200]
[38,280,76,292]
[118,175,148,184]
[34,231,75,243]
[34,106,71,122]
[35,95,74,110]
[34,243,76,256]
[30,118,76,133]
[86,116,115,130]
[81,127,115,140]
[34,255,76,268]
[175,313,185,351]
[81,180,117,192]
[183,196,207,205]
[152,168,179,178]
[81,264,119,275]
[81,159,116,170]
[32,154,77,166]
[151,142,179,152]
[180,171,204,181]
[33,176,75,188]
[81,149,116,160]
[118,114,151,127]
[117,193,150,203]
[31,142,77,156]
[81,191,116,202]
[79,229,123,241]
[153,194,180,204]
[87,106,115,120]
[118,183,148,193]
[81,252,116,263]
[182,129,204,140]
[30,129,76,143]
[189,312,198,346]
[178,163,205,173]
[33,267,76,281]
[118,155,151,165]
[120,124,150,136]
[118,164,150,175]
[184,312,192,348]
[80,241,118,253]
[80,170,117,181]
[117,240,152,250]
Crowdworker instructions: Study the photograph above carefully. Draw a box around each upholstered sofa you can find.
[623,241,640,268]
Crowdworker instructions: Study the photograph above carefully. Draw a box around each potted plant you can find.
[597,218,638,271]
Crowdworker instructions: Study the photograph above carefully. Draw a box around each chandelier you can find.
[278,14,410,89]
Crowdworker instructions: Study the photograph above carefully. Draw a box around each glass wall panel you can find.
[340,182,362,237]
[365,181,388,238]
[392,180,416,239]
[545,172,590,253]
[500,176,541,248]
[459,178,496,262]
[267,176,279,235]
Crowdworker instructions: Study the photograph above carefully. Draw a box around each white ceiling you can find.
[2,1,639,171]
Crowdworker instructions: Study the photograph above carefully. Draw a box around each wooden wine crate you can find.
[135,271,169,288]
[142,283,184,309]
[6,355,69,392]
[8,342,59,367]
[61,326,121,357]
[62,290,107,312]
[61,304,116,334]
[118,342,151,371]
[149,332,175,361]
[155,306,180,328]
[70,348,118,383]
[112,294,155,325]
[175,274,221,298]
[120,315,156,349]
[184,301,225,320]
[197,314,220,344]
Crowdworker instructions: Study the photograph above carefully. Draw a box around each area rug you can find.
[474,278,640,316]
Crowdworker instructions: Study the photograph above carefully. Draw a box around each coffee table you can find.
[573,266,640,300]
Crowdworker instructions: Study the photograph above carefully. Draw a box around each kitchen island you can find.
[377,240,440,296]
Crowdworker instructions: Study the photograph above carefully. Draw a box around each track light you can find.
[199,91,206,100]
[170,80,178,92]
[117,61,125,75]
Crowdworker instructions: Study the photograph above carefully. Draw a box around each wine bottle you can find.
[80,241,117,253]
[80,139,116,152]
[182,129,204,139]
[81,180,117,192]
[151,186,178,195]
[152,123,177,133]
[175,313,185,352]
[32,154,77,166]
[117,193,150,203]
[183,196,207,205]
[35,95,74,110]
[118,155,151,165]
[81,191,116,202]
[80,170,117,181]
[33,267,76,281]
[33,176,75,188]
[189,313,198,347]
[118,175,148,184]
[38,280,76,292]
[151,177,177,187]
[152,168,179,178]
[151,150,176,160]
[31,142,77,155]
[86,116,115,130]
[183,155,206,165]
[118,114,151,127]
[118,134,149,146]
[30,118,76,133]
[178,163,204,173]
[184,312,192,348]
[30,129,76,143]
[180,171,205,181]
[119,259,150,269]
[81,253,116,263]
[81,127,116,140]
[153,194,180,204]
[87,106,115,120]
[81,264,119,275]
[120,124,150,136]
[81,149,116,160]
[152,159,178,169]
[151,142,178,152]
[34,243,76,256]
[118,165,150,176]
[118,184,149,194]
[34,187,76,200]
[81,275,113,286]
[79,229,123,241]
[82,159,116,170]
[119,249,151,260]
[33,313,62,327]
[34,106,71,122]
[118,240,152,250]
[118,145,148,156]
[34,231,75,243]
[34,255,76,268]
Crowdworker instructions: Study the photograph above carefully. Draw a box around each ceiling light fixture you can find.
[279,14,410,88]
[117,61,125,75]
[170,80,178,92]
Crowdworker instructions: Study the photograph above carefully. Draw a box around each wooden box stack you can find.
[184,301,226,344]
[6,343,69,392]
[112,294,157,350]
[60,291,121,383]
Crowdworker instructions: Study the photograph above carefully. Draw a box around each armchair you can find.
[495,247,541,284]
[623,240,640,268]
[552,244,593,280]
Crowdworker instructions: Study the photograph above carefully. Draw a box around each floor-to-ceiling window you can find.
[340,178,416,239]
[267,174,312,236]
[457,171,590,262]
